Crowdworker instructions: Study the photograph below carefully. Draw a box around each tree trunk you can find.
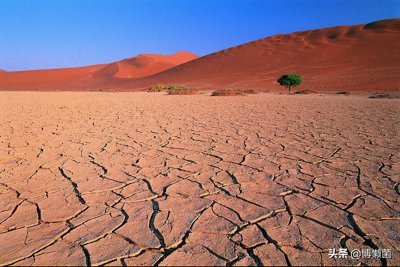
[288,86,291,93]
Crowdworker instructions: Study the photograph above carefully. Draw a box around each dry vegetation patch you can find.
[167,88,198,95]
[147,84,198,95]
[292,89,318,95]
[368,93,400,99]
[211,88,257,96]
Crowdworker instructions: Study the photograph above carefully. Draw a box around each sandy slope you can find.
[0,52,197,90]
[0,64,106,90]
[0,92,399,266]
[92,52,198,79]
[129,19,400,91]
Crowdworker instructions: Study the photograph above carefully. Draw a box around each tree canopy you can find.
[277,74,303,92]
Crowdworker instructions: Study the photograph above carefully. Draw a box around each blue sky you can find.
[0,0,398,71]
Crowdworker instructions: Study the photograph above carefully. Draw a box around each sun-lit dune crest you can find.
[92,51,198,79]
[363,18,400,30]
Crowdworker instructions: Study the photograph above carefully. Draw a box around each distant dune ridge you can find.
[92,52,198,79]
[0,52,198,90]
[0,18,399,91]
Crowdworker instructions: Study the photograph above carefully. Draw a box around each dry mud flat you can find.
[0,92,399,266]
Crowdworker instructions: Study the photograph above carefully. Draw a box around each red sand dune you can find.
[0,64,106,90]
[0,52,197,90]
[92,52,198,79]
[127,18,400,91]
[0,19,399,91]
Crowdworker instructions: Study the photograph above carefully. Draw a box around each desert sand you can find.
[0,92,398,266]
[0,19,399,92]
[0,52,197,91]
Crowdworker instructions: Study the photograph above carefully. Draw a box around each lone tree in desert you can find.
[277,74,303,92]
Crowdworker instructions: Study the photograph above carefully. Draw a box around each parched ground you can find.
[0,92,399,266]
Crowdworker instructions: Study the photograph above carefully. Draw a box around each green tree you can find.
[277,74,303,92]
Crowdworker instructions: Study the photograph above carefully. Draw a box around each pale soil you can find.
[0,92,399,266]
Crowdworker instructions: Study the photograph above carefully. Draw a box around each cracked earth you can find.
[0,92,399,266]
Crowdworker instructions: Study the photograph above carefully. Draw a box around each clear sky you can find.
[0,0,398,71]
